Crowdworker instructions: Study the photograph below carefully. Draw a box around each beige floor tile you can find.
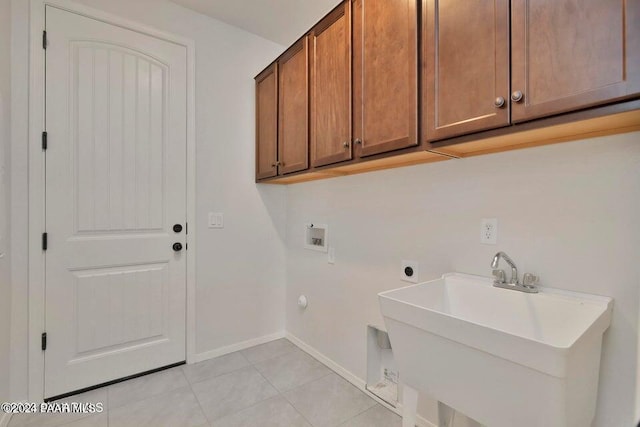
[241,339,296,364]
[191,366,278,422]
[108,386,207,427]
[254,348,331,392]
[339,404,402,427]
[212,395,311,427]
[284,374,376,427]
[108,366,189,409]
[182,351,250,385]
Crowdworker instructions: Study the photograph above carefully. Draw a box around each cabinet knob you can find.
[271,161,281,168]
[343,141,350,149]
[354,138,362,145]
[511,90,524,103]
[172,242,183,252]
[494,96,505,108]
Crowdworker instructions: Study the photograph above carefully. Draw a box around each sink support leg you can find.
[402,384,418,427]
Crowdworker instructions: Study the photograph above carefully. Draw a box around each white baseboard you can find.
[285,332,436,427]
[0,411,12,427]
[188,331,286,364]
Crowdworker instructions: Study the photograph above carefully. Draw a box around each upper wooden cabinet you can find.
[255,41,309,181]
[256,0,640,183]
[511,0,640,122]
[423,0,510,140]
[255,63,278,180]
[424,0,640,140]
[353,0,419,156]
[309,2,353,168]
[278,38,309,175]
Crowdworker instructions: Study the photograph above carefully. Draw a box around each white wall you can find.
[10,0,287,400]
[0,0,12,407]
[285,132,640,427]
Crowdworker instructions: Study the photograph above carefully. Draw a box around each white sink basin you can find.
[379,273,612,427]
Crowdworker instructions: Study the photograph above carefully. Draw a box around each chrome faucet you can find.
[491,251,539,293]
[491,251,518,284]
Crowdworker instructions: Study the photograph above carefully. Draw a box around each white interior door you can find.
[44,6,187,398]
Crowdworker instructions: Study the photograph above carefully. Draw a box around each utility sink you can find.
[379,273,612,427]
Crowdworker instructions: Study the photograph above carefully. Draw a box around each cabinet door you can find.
[353,0,419,156]
[255,63,278,180]
[310,2,353,167]
[423,0,510,141]
[511,0,640,122]
[278,38,309,175]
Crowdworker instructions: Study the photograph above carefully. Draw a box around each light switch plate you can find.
[208,212,224,228]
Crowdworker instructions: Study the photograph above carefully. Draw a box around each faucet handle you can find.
[522,273,539,287]
[492,269,506,284]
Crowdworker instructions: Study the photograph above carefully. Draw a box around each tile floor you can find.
[8,339,403,427]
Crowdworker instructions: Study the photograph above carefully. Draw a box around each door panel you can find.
[353,0,419,156]
[255,64,278,179]
[511,0,640,122]
[45,6,187,398]
[73,263,167,353]
[310,2,353,167]
[278,38,309,175]
[423,0,510,141]
[75,45,166,232]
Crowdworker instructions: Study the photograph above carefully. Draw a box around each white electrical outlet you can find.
[480,218,498,244]
[401,260,419,283]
